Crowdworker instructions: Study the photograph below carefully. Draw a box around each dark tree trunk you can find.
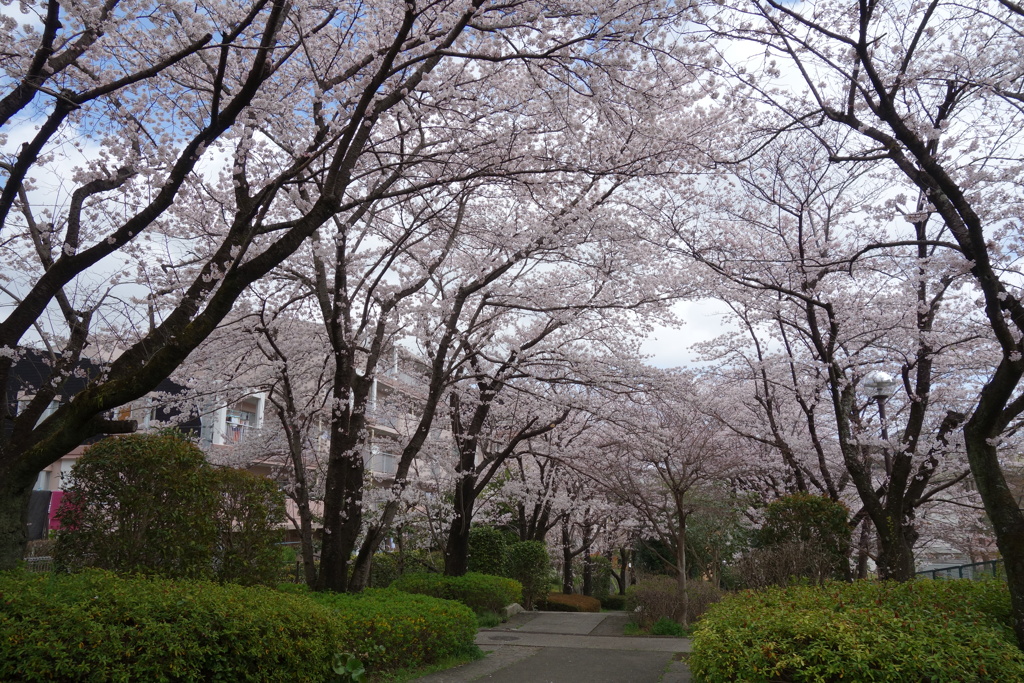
[0,468,32,571]
[874,510,919,581]
[562,521,574,593]
[294,496,319,586]
[965,394,1024,647]
[612,547,631,594]
[443,503,473,577]
[443,436,478,577]
[315,386,366,593]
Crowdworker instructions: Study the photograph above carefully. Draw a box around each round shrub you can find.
[0,570,342,681]
[536,592,601,612]
[650,617,685,637]
[54,432,286,585]
[55,432,219,579]
[690,579,1024,682]
[211,467,286,586]
[392,572,522,613]
[600,594,627,610]
[369,551,401,588]
[742,493,851,587]
[589,554,614,600]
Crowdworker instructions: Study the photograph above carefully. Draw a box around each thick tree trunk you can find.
[443,519,472,577]
[0,471,32,570]
[315,442,364,592]
[443,473,475,577]
[874,513,918,581]
[965,420,1024,648]
[615,547,631,594]
[348,525,386,592]
[443,427,479,577]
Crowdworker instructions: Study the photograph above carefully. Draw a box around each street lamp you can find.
[863,370,900,473]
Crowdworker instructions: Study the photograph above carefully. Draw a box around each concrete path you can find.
[413,612,692,683]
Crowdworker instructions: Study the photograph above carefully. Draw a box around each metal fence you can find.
[915,559,1004,581]
[23,556,53,573]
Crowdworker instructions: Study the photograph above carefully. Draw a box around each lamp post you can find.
[863,371,900,474]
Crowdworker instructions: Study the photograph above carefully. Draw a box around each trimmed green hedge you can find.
[309,588,477,671]
[690,579,1024,682]
[0,570,340,681]
[391,572,522,614]
[0,570,476,681]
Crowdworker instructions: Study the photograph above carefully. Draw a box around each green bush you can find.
[54,432,219,579]
[650,617,685,637]
[626,576,722,627]
[504,540,549,609]
[0,570,478,681]
[690,579,1024,682]
[600,594,627,610]
[536,592,601,612]
[369,552,401,588]
[0,569,342,681]
[391,572,522,613]
[54,432,285,585]
[310,588,477,671]
[468,526,511,576]
[210,467,286,586]
[740,493,851,587]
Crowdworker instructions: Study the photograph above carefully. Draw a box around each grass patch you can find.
[477,610,503,628]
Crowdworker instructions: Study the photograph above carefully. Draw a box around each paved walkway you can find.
[414,611,692,683]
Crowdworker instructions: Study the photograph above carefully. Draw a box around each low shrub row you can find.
[391,572,522,614]
[535,592,601,612]
[626,576,722,628]
[690,579,1024,682]
[0,570,476,681]
[600,594,626,610]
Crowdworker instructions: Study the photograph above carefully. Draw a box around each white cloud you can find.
[642,299,732,368]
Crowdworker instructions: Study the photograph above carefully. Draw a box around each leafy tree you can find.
[704,0,1024,646]
[0,0,708,579]
[55,431,285,584]
[211,467,286,586]
[755,493,851,579]
[54,432,218,579]
[504,540,549,610]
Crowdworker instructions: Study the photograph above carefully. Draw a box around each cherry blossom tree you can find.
[597,381,740,626]
[671,134,984,580]
[0,0,711,571]
[702,0,1024,642]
